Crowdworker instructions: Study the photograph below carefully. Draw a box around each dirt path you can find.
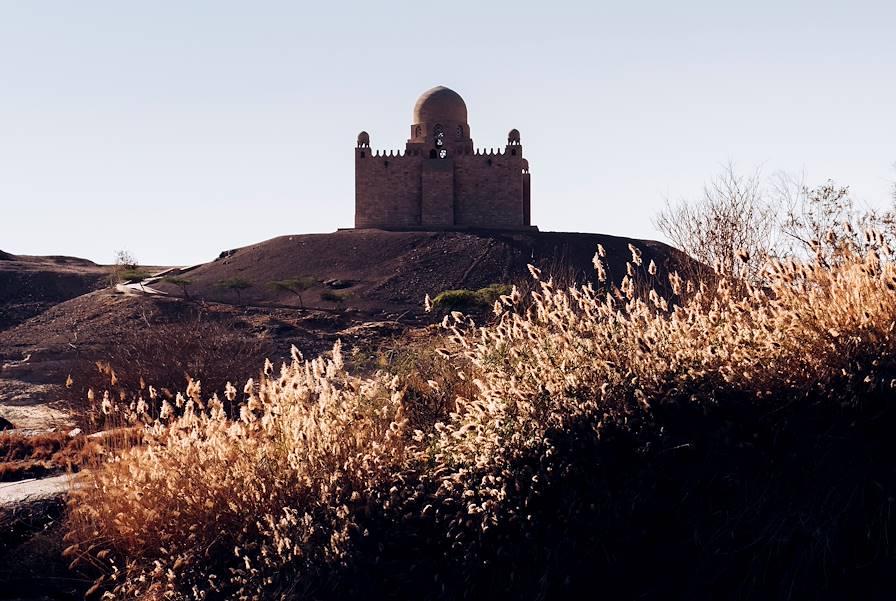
[0,473,72,507]
[0,356,74,431]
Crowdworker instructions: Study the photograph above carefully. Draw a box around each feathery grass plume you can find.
[66,222,896,599]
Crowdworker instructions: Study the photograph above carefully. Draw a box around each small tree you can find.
[654,163,779,285]
[110,249,146,286]
[113,250,138,270]
[267,276,316,308]
[320,290,350,311]
[776,174,896,265]
[164,277,193,299]
[216,277,253,305]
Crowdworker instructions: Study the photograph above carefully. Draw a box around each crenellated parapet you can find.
[468,143,525,157]
[473,147,509,156]
[371,148,430,158]
[357,145,525,159]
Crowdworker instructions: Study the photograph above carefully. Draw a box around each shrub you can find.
[429,283,511,312]
[654,163,777,284]
[320,289,350,310]
[0,430,124,482]
[113,250,138,270]
[347,330,476,432]
[117,268,153,282]
[109,250,149,285]
[61,318,270,431]
[67,343,411,598]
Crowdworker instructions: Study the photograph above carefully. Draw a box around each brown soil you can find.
[0,252,110,332]
[154,229,687,312]
[0,293,363,430]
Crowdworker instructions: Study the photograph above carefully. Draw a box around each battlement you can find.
[472,147,524,157]
[358,146,522,159]
[356,147,421,162]
[372,148,416,158]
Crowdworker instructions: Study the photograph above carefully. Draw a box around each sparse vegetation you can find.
[109,250,150,285]
[61,318,270,430]
[64,210,896,598]
[118,268,152,282]
[163,276,193,299]
[0,430,122,482]
[320,289,350,310]
[428,283,511,312]
[112,250,138,270]
[215,277,253,304]
[654,163,777,284]
[268,276,316,308]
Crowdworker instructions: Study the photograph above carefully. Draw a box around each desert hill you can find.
[0,229,687,431]
[153,229,687,312]
[0,251,111,331]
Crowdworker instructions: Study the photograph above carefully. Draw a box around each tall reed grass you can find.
[66,231,896,599]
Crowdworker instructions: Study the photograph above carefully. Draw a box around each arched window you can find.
[429,149,437,159]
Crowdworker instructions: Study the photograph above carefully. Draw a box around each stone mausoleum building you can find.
[355,86,533,230]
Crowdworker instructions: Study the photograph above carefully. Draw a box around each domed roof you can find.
[413,86,468,124]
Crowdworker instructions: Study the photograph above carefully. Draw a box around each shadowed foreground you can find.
[59,235,896,600]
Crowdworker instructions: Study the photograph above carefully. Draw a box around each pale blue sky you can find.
[1,1,894,265]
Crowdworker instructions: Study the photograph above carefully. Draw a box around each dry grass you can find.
[0,431,69,463]
[61,318,270,431]
[63,227,896,599]
[0,430,128,482]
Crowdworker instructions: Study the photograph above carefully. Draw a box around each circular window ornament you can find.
[438,149,448,159]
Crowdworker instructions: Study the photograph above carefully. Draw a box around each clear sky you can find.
[1,1,894,266]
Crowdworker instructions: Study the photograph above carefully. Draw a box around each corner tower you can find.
[355,86,533,231]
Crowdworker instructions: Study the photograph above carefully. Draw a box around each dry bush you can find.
[511,248,593,309]
[0,430,127,482]
[0,431,68,463]
[777,174,896,264]
[655,163,778,285]
[348,330,477,433]
[0,431,107,480]
[65,226,896,599]
[429,284,511,314]
[62,318,270,430]
[0,432,69,481]
[66,342,414,599]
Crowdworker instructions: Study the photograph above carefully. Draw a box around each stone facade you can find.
[355,86,533,230]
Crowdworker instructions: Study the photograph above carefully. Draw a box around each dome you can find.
[413,86,468,124]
